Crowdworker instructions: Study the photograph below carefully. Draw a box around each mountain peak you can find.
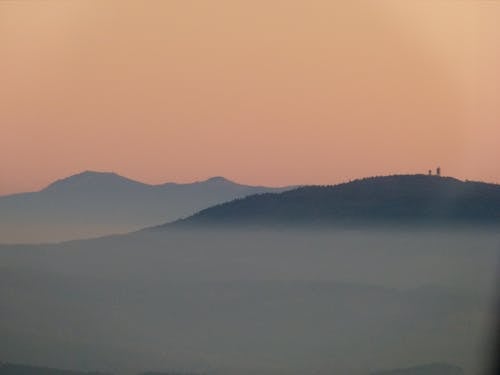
[70,170,119,179]
[43,170,145,192]
[203,176,232,184]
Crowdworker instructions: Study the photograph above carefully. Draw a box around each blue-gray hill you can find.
[0,171,292,243]
[370,363,464,375]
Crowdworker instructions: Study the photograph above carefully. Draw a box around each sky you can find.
[1,0,499,195]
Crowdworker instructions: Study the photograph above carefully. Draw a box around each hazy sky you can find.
[1,1,499,195]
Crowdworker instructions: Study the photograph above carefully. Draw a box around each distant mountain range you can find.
[370,363,464,375]
[0,171,292,243]
[2,173,499,243]
[0,363,195,375]
[158,175,500,229]
[0,362,110,375]
[0,362,464,375]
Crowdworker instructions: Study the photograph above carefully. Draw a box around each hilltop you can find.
[370,363,464,375]
[157,174,500,228]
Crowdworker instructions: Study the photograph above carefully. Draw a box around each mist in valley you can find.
[1,228,499,375]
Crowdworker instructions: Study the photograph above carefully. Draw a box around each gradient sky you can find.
[1,1,499,195]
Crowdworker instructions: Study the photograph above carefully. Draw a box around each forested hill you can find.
[370,363,464,375]
[158,175,500,228]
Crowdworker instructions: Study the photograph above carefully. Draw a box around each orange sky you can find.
[1,1,499,195]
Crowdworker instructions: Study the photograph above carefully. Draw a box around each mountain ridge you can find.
[370,362,464,375]
[0,171,293,243]
[155,174,500,229]
[20,171,277,195]
[43,171,146,193]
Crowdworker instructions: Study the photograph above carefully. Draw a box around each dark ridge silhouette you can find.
[0,363,203,375]
[0,363,110,375]
[0,362,465,375]
[0,171,292,243]
[370,362,464,375]
[156,174,500,229]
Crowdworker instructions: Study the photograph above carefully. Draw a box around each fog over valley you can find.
[1,228,499,375]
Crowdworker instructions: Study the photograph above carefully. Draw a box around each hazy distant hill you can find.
[161,175,500,228]
[0,363,109,375]
[0,171,291,243]
[0,363,205,375]
[0,362,465,375]
[370,363,464,375]
[0,363,198,375]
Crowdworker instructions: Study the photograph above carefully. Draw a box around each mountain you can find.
[370,363,464,375]
[0,363,200,375]
[0,171,292,243]
[0,362,465,375]
[0,363,110,375]
[158,175,500,228]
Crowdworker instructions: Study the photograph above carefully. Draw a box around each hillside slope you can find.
[161,175,500,228]
[370,363,464,375]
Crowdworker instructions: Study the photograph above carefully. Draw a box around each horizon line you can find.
[2,170,499,198]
